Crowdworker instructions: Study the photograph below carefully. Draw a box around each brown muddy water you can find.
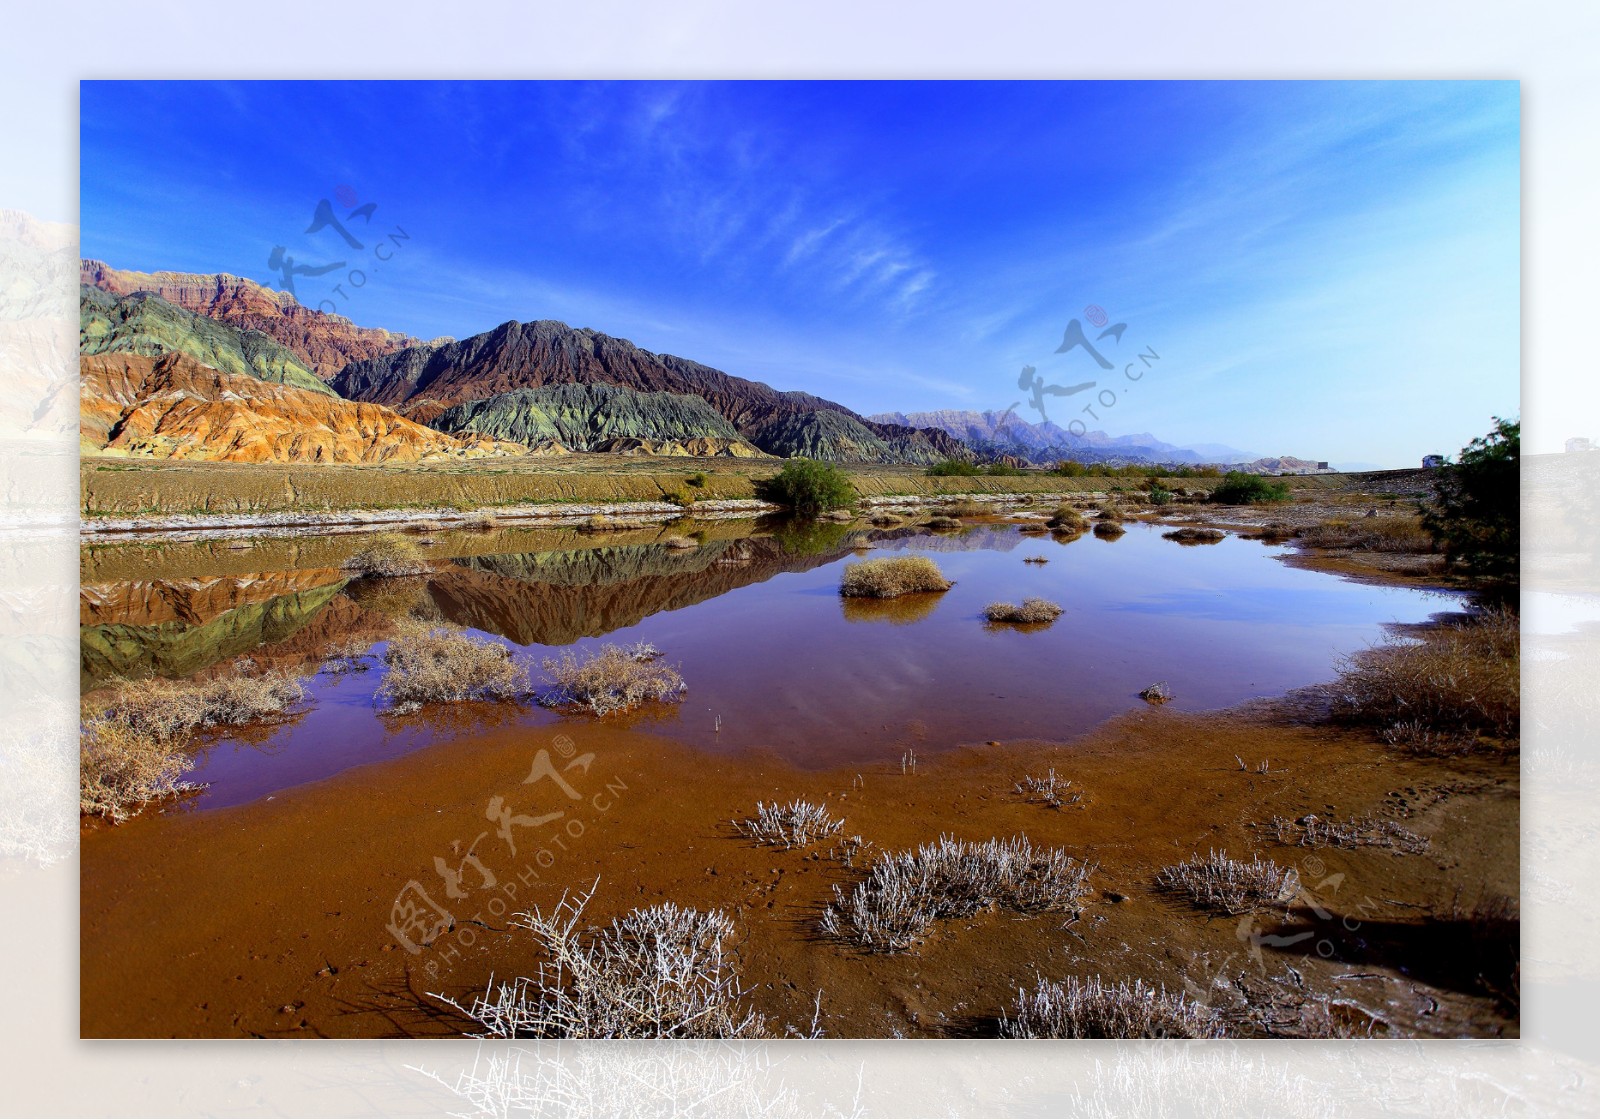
[81,517,1459,808]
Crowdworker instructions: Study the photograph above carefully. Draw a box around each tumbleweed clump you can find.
[81,666,306,821]
[821,835,1094,951]
[1047,505,1087,532]
[91,669,306,739]
[1162,527,1226,544]
[342,534,431,577]
[540,642,686,716]
[378,621,530,710]
[1157,849,1299,914]
[838,556,952,599]
[983,598,1064,624]
[999,975,1224,1039]
[79,716,201,823]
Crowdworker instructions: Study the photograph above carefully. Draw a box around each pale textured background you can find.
[0,3,1591,1114]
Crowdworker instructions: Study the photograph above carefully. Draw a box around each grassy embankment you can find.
[81,454,1415,520]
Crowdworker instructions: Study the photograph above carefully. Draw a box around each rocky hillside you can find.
[81,259,420,380]
[1233,455,1333,475]
[82,351,523,464]
[431,382,765,456]
[333,318,967,464]
[82,286,335,397]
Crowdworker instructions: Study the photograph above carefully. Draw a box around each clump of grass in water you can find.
[1157,849,1299,915]
[1139,682,1172,704]
[81,663,305,820]
[377,621,529,711]
[1022,555,1049,564]
[320,636,376,674]
[925,515,962,530]
[1330,605,1518,745]
[820,835,1095,952]
[80,717,202,823]
[1047,505,1087,532]
[432,882,774,1038]
[90,666,306,739]
[661,535,697,550]
[579,514,638,533]
[1092,521,1125,539]
[735,800,845,849]
[540,642,686,716]
[999,975,1224,1039]
[838,556,952,599]
[342,533,431,577]
[983,598,1064,624]
[1162,527,1226,544]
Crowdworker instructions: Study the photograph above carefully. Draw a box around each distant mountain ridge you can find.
[333,318,969,464]
[869,409,1271,466]
[76,252,1323,471]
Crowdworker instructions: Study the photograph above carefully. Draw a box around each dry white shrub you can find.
[1000,975,1224,1039]
[434,883,770,1039]
[821,834,1094,951]
[735,800,845,849]
[1157,849,1299,914]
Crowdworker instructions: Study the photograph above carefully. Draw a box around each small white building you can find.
[1422,454,1445,469]
[1566,437,1594,453]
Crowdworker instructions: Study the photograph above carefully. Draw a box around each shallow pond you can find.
[81,518,1459,809]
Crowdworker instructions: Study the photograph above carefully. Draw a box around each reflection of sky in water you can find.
[113,522,1464,805]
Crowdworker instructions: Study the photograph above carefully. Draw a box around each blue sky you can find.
[80,80,1519,466]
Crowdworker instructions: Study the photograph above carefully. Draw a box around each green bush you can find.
[983,462,1025,476]
[926,459,980,477]
[1421,417,1518,580]
[758,459,856,516]
[1208,472,1291,505]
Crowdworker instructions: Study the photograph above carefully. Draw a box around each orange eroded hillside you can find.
[81,351,528,464]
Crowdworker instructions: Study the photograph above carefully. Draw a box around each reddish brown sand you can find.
[80,696,1517,1038]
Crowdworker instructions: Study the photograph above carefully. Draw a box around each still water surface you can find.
[80,519,1457,808]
